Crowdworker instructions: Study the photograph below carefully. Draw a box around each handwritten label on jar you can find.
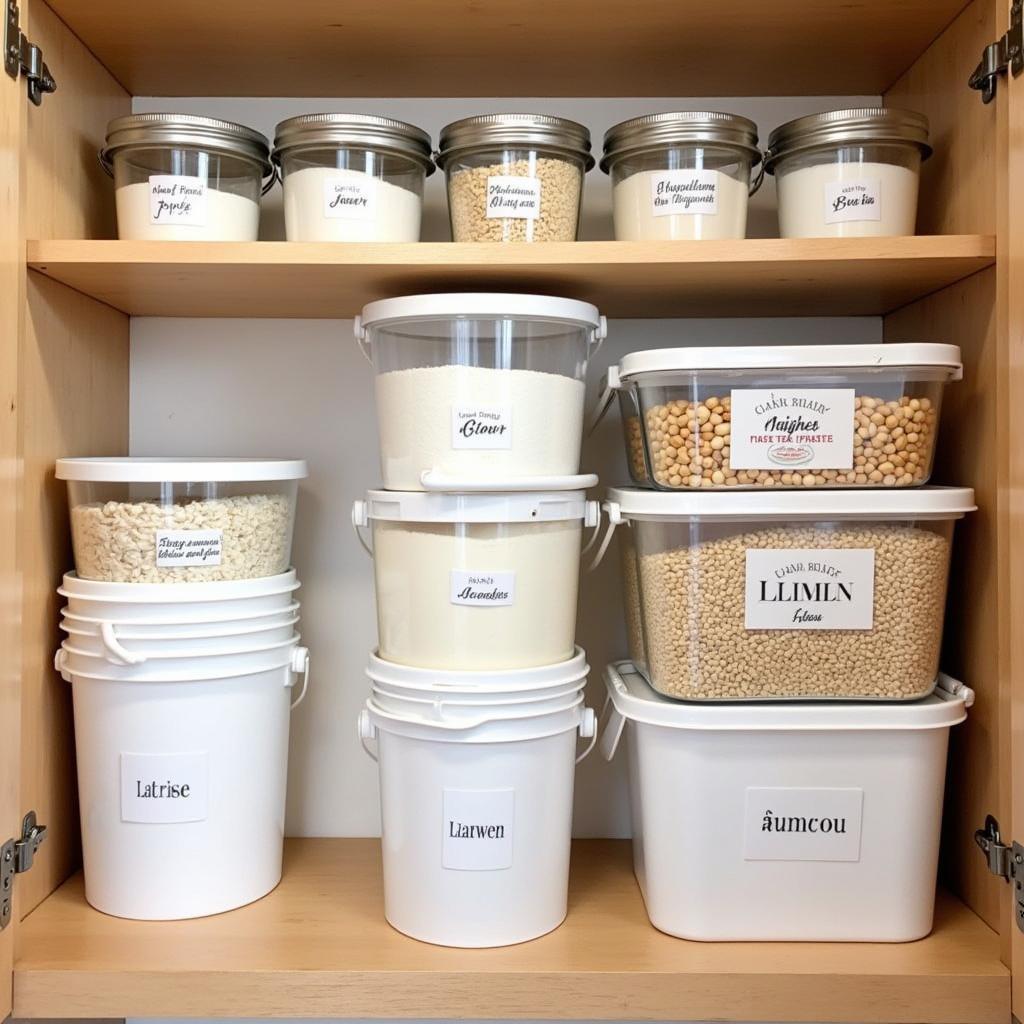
[729,388,855,470]
[824,179,882,224]
[155,529,223,568]
[120,751,209,824]
[745,787,864,861]
[322,175,376,220]
[451,405,513,449]
[745,548,875,630]
[650,168,719,217]
[443,788,515,870]
[450,570,516,607]
[148,174,207,226]
[486,175,541,219]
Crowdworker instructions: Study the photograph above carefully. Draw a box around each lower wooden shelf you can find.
[12,838,1009,1022]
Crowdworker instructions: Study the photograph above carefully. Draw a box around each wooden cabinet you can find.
[2,0,1022,1020]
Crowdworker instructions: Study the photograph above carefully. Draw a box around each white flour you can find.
[283,166,422,242]
[372,519,581,669]
[776,161,919,237]
[612,169,748,240]
[115,180,259,240]
[375,364,586,489]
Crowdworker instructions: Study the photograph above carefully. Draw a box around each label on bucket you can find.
[155,529,223,567]
[744,548,875,630]
[443,788,514,870]
[824,178,882,224]
[450,570,516,607]
[728,388,856,470]
[650,168,720,217]
[451,405,513,449]
[744,787,864,862]
[148,174,207,226]
[485,175,541,219]
[120,751,209,824]
[322,174,376,220]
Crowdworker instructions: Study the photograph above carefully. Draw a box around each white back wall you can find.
[130,96,881,837]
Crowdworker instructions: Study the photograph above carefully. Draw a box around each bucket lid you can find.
[612,343,962,383]
[56,457,308,482]
[604,486,976,521]
[604,661,971,736]
[60,601,301,629]
[435,113,594,170]
[359,489,595,524]
[59,569,300,602]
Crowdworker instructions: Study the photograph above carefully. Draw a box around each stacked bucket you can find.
[352,293,605,947]
[54,457,309,920]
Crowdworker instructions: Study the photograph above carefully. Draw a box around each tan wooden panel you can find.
[11,839,1010,1022]
[25,236,995,319]
[17,0,130,916]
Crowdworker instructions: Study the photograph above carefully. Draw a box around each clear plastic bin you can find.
[596,344,961,490]
[56,458,307,583]
[355,293,606,490]
[596,487,974,701]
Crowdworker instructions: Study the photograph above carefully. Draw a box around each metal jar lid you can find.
[600,111,761,173]
[99,113,272,176]
[435,113,594,170]
[764,107,932,172]
[272,113,435,174]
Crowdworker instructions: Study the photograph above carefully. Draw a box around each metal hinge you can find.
[975,815,1024,932]
[969,0,1023,102]
[4,0,55,105]
[0,812,48,931]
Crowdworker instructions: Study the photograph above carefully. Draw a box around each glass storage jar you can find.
[100,114,272,241]
[601,111,762,241]
[56,458,307,583]
[596,487,975,701]
[594,343,961,490]
[764,108,931,238]
[272,113,433,242]
[435,114,593,242]
[355,292,606,490]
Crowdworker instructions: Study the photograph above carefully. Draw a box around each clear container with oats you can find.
[56,458,307,583]
[435,114,593,242]
[594,487,974,701]
[593,344,961,489]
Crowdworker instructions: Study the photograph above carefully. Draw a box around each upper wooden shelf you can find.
[13,839,1007,1021]
[26,236,994,319]
[45,0,968,96]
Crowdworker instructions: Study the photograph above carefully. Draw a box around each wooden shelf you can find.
[44,0,969,97]
[12,839,1008,1022]
[27,237,995,319]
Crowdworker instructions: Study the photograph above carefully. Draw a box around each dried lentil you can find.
[638,523,949,700]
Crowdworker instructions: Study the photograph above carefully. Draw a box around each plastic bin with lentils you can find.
[594,344,961,490]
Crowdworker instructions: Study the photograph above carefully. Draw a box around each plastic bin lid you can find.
[613,343,962,381]
[603,661,972,736]
[358,488,594,524]
[55,457,308,482]
[366,646,589,689]
[604,485,976,520]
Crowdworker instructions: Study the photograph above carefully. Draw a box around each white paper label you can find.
[120,751,209,824]
[450,570,516,607]
[486,175,541,219]
[322,175,376,220]
[729,388,856,470]
[650,168,719,217]
[744,787,864,862]
[443,788,514,870]
[155,529,223,568]
[745,548,875,630]
[451,405,512,449]
[148,174,207,226]
[824,178,882,224]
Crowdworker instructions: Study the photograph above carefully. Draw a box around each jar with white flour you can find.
[353,489,599,670]
[356,293,606,490]
[100,114,272,241]
[273,113,433,242]
[601,111,762,241]
[765,108,931,238]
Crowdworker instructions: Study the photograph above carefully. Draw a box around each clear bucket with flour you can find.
[359,694,596,947]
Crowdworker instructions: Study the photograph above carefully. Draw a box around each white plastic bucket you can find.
[601,660,971,942]
[360,697,596,948]
[60,601,300,635]
[64,643,310,920]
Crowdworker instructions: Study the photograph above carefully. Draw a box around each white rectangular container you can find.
[601,661,972,942]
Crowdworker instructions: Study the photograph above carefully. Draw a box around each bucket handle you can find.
[351,500,373,557]
[585,365,621,439]
[288,646,311,710]
[576,707,598,764]
[588,502,623,571]
[353,317,373,364]
[358,708,379,762]
[99,621,147,666]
